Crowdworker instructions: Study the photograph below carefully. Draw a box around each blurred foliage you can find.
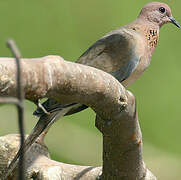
[0,0,181,179]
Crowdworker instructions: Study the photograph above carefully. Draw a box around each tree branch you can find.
[0,134,102,180]
[0,55,157,180]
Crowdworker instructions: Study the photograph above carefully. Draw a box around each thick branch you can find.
[96,92,145,179]
[0,56,126,116]
[0,55,156,179]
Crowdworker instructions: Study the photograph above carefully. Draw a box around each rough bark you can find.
[0,55,156,180]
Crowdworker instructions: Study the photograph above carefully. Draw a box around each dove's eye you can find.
[159,7,166,14]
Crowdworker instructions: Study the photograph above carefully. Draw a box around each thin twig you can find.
[5,39,25,180]
[0,97,20,105]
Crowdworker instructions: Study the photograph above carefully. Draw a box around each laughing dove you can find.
[6,2,180,178]
[34,1,180,116]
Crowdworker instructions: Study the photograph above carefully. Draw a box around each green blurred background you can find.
[0,0,181,179]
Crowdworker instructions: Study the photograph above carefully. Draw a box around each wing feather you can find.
[77,29,141,82]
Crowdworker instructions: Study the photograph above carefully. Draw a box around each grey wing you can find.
[110,55,139,82]
[77,30,141,82]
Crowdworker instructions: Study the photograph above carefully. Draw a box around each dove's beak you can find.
[169,16,180,28]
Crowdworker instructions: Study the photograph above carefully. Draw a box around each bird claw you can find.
[36,99,50,115]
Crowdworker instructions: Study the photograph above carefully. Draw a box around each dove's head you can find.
[138,2,180,28]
